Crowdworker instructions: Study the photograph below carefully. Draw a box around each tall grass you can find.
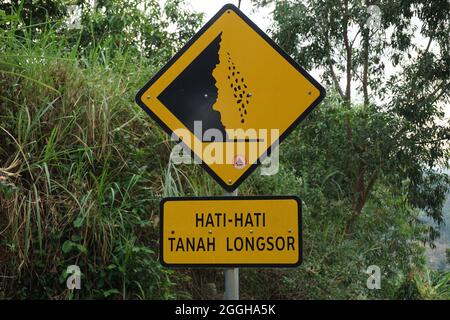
[0,12,192,299]
[414,270,450,299]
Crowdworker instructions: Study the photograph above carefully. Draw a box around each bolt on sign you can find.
[135,4,325,191]
[160,196,302,267]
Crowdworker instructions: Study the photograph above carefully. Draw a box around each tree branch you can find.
[343,0,352,105]
[362,0,370,106]
[324,24,345,100]
[429,81,450,105]
[328,59,345,99]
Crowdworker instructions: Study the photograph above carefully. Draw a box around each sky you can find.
[187,1,274,32]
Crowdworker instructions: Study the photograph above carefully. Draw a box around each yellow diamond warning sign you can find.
[135,4,325,191]
[160,196,302,267]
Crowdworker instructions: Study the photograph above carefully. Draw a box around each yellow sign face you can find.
[135,4,325,191]
[160,196,302,267]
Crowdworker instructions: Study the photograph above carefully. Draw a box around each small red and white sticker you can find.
[232,155,247,169]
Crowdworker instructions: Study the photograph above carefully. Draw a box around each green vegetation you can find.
[1,1,449,299]
[426,190,450,270]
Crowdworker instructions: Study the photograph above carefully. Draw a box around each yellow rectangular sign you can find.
[160,196,302,267]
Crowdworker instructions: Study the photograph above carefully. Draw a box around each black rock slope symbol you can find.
[157,33,226,142]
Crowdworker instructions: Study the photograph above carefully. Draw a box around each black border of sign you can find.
[135,4,326,192]
[159,195,302,268]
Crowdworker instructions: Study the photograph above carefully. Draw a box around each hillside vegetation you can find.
[426,190,450,271]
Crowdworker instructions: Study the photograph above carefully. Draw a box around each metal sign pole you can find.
[224,189,239,300]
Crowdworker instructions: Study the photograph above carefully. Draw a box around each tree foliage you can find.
[253,0,450,238]
[0,0,203,61]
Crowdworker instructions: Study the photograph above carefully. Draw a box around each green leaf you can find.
[102,289,120,298]
[71,234,81,242]
[62,240,74,253]
[73,216,84,228]
[75,244,87,254]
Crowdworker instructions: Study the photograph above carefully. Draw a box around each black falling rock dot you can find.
[244,110,247,115]
[232,72,235,76]
[241,78,244,82]
[242,103,245,109]
[246,100,249,104]
[230,83,233,88]
[234,94,237,98]
[237,99,242,103]
[241,119,245,123]
[244,84,247,88]
[238,86,241,90]
[235,79,238,83]
[234,87,237,92]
